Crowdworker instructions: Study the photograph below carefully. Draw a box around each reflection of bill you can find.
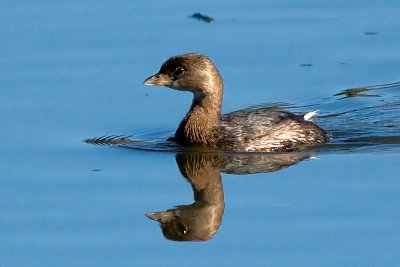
[146,152,311,242]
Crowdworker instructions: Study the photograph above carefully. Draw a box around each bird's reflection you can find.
[146,151,311,242]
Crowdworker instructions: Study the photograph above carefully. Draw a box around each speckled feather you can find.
[217,108,329,151]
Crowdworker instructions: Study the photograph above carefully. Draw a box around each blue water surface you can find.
[1,0,400,266]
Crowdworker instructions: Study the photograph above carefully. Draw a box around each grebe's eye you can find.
[174,67,185,76]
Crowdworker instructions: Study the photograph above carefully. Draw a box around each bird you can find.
[143,53,330,152]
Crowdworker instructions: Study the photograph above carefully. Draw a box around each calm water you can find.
[1,0,400,266]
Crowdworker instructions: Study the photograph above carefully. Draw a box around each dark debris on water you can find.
[364,31,379,35]
[190,13,214,23]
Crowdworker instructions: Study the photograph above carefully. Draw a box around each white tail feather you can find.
[303,110,319,121]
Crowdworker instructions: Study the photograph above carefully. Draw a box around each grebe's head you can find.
[143,53,223,94]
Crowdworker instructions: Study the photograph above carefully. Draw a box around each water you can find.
[1,0,400,266]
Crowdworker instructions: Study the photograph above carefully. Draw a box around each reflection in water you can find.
[85,80,400,241]
[147,153,224,242]
[146,152,310,242]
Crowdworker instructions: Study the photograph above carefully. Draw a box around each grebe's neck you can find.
[176,84,223,145]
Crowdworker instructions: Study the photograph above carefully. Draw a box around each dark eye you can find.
[174,67,185,76]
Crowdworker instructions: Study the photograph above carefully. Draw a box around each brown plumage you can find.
[144,53,330,152]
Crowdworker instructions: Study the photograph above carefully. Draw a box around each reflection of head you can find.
[147,152,312,241]
[147,202,223,241]
[147,153,224,241]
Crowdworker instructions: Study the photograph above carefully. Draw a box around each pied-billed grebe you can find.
[144,53,330,152]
